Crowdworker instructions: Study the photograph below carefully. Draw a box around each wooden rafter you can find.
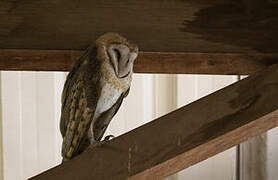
[30,63,278,180]
[0,49,278,74]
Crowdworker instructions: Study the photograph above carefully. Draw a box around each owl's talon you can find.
[104,135,115,141]
[89,135,114,148]
[89,135,114,149]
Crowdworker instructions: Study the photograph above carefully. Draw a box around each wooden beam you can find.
[0,49,278,74]
[30,63,278,180]
[0,0,278,53]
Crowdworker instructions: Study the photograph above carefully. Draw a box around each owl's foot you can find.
[104,135,115,141]
[89,135,115,149]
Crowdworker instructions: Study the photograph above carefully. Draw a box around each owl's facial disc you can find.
[108,44,138,78]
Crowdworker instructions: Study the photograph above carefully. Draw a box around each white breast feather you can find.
[95,84,122,115]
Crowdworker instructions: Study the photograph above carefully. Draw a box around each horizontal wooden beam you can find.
[1,0,278,53]
[30,63,278,180]
[1,49,278,74]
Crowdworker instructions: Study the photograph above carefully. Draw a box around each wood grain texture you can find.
[1,49,278,75]
[0,0,277,53]
[30,63,278,180]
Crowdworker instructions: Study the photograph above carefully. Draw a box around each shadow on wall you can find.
[181,0,278,53]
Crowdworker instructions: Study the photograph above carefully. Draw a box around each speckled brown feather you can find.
[60,46,101,161]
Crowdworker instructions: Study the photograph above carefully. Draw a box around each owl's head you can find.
[95,32,138,78]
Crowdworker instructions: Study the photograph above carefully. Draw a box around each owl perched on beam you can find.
[60,33,138,161]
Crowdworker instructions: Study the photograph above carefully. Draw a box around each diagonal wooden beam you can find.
[30,63,278,180]
[0,49,278,74]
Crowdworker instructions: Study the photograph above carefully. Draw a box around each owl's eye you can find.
[113,48,121,61]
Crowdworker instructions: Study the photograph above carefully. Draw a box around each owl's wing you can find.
[60,47,100,161]
[93,88,130,141]
[60,47,93,137]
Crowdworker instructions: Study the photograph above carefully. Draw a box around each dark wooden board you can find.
[1,49,278,74]
[1,0,278,53]
[30,63,278,180]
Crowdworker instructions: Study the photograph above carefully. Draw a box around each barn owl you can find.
[60,33,138,161]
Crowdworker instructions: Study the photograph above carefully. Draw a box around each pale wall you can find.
[0,74,3,180]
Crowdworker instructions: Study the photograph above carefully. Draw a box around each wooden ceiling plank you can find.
[0,0,278,53]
